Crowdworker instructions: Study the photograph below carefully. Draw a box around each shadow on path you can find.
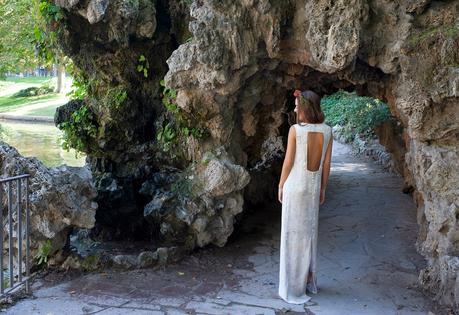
[3,141,445,315]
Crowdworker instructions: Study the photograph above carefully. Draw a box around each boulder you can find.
[0,141,97,269]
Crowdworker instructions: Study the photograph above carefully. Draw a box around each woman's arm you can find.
[320,135,333,203]
[278,125,296,189]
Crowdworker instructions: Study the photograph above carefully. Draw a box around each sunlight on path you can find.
[2,141,443,315]
[3,97,69,116]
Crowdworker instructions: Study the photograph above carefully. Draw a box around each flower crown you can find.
[293,89,308,106]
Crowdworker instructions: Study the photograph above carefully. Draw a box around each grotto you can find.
[1,0,458,310]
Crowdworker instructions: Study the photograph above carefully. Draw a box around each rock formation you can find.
[49,0,458,307]
[0,141,97,269]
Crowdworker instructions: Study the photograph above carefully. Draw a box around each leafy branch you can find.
[137,54,150,78]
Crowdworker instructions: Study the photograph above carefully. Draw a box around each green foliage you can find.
[171,174,194,197]
[137,54,150,78]
[57,105,98,157]
[0,80,59,113]
[156,122,177,155]
[34,239,52,266]
[67,74,89,100]
[0,0,39,75]
[170,165,203,199]
[66,62,91,100]
[36,0,63,24]
[81,253,100,270]
[106,86,128,109]
[408,24,459,47]
[67,60,127,110]
[13,84,53,97]
[32,0,65,65]
[156,79,209,159]
[321,90,391,142]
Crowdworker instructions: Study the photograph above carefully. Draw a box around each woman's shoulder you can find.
[322,122,332,130]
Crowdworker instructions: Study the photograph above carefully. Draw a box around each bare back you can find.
[306,132,324,172]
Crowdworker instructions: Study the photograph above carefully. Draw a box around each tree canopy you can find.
[0,0,65,78]
[0,0,38,76]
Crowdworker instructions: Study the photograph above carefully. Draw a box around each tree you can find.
[0,0,38,77]
[0,0,69,93]
[32,0,69,92]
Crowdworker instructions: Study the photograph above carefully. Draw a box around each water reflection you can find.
[0,120,86,167]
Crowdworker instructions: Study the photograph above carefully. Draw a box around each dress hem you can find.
[278,292,312,304]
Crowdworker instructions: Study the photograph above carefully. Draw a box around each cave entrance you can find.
[230,87,408,246]
[68,171,163,261]
[67,82,410,274]
[222,89,430,310]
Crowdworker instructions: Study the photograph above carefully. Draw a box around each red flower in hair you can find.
[293,89,302,98]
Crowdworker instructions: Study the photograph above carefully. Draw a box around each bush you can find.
[321,90,391,142]
[57,105,98,156]
[13,85,54,97]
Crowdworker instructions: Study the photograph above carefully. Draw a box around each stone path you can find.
[1,141,444,315]
[2,98,66,116]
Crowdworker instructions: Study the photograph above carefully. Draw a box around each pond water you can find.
[0,120,86,167]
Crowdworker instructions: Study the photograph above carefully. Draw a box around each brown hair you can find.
[294,90,325,124]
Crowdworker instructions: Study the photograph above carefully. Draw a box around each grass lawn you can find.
[26,104,59,117]
[0,93,62,113]
[2,76,54,84]
[0,77,69,116]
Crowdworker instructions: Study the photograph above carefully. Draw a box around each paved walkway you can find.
[1,98,66,116]
[2,142,443,315]
[0,114,54,123]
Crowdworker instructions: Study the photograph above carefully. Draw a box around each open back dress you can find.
[278,122,332,304]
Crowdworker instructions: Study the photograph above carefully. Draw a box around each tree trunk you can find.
[56,60,66,93]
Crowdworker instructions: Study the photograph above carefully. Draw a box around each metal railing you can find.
[0,174,31,296]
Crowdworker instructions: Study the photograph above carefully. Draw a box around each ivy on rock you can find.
[156,79,209,161]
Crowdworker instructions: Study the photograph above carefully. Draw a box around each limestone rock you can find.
[137,250,158,268]
[87,0,109,24]
[51,0,459,307]
[112,254,137,269]
[202,156,250,197]
[141,151,250,249]
[0,141,98,268]
[55,0,80,9]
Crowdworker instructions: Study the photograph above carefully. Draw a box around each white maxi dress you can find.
[278,122,332,304]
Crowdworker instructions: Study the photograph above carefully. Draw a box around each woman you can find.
[277,89,333,304]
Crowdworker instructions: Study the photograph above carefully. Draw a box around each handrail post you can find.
[25,177,30,293]
[0,184,3,294]
[0,174,31,296]
[7,181,13,289]
[17,180,22,283]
